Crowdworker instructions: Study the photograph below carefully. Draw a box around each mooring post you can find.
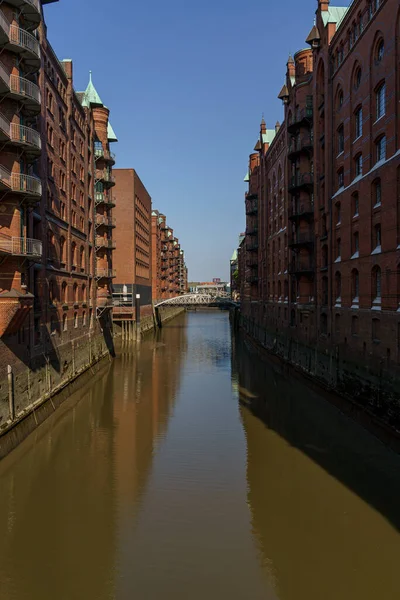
[136,294,141,342]
[8,365,14,421]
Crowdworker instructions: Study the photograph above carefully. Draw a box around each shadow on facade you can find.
[232,331,400,532]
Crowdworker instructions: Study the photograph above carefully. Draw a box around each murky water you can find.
[0,311,400,600]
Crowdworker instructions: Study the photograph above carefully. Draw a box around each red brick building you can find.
[0,1,117,420]
[240,0,400,415]
[151,210,188,300]
[112,169,152,311]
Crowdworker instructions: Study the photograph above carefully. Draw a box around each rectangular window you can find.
[354,232,359,253]
[376,83,386,119]
[375,180,382,206]
[355,154,363,176]
[376,136,386,162]
[338,169,344,189]
[355,107,362,138]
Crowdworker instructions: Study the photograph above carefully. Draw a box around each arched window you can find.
[322,245,328,268]
[79,246,84,271]
[71,242,76,268]
[376,39,384,63]
[278,281,282,299]
[353,65,362,89]
[60,236,66,264]
[62,313,67,332]
[284,280,289,301]
[81,284,86,302]
[352,269,359,302]
[82,311,86,327]
[352,315,359,335]
[320,313,328,335]
[49,279,55,304]
[373,178,382,207]
[50,315,56,336]
[322,276,328,305]
[372,266,382,308]
[376,81,386,119]
[73,282,78,303]
[74,312,78,328]
[335,271,341,302]
[372,318,380,342]
[335,313,340,334]
[352,192,359,217]
[61,281,67,304]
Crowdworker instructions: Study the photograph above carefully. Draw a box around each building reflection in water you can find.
[0,316,187,600]
[232,331,400,600]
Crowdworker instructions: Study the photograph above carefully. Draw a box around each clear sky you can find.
[43,0,348,282]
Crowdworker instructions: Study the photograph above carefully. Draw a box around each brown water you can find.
[0,311,400,600]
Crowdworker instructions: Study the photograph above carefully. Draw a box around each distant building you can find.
[112,169,152,310]
[152,210,188,301]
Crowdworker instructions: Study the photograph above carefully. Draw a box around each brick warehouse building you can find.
[112,169,152,313]
[0,1,117,426]
[239,0,400,418]
[151,210,188,301]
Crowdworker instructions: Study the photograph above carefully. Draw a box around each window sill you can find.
[374,114,385,126]
[351,251,359,259]
[353,135,362,144]
[334,256,341,263]
[371,245,381,255]
[353,213,359,219]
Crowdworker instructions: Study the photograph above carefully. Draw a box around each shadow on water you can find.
[231,331,400,533]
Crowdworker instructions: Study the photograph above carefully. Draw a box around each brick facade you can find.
[239,0,400,410]
[0,1,116,393]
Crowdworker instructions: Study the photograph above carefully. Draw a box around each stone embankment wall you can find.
[113,306,185,338]
[235,311,400,438]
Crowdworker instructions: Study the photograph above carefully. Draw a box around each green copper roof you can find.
[262,130,276,145]
[231,249,238,262]
[322,6,349,28]
[244,170,249,182]
[107,122,118,142]
[81,71,103,108]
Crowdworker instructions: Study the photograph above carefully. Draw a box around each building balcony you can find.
[95,168,115,187]
[94,147,116,165]
[95,214,116,228]
[0,167,42,199]
[0,235,42,258]
[95,237,116,249]
[9,122,41,156]
[246,257,258,268]
[288,200,314,222]
[287,106,313,133]
[246,226,258,236]
[288,134,314,158]
[247,241,259,252]
[245,191,258,200]
[288,232,314,248]
[95,192,115,207]
[245,198,258,216]
[0,64,41,114]
[5,0,41,30]
[0,15,41,69]
[288,258,314,276]
[288,172,314,192]
[96,268,116,279]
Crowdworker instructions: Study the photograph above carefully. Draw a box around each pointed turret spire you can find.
[82,71,103,108]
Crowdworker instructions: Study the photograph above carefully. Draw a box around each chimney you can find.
[319,0,329,11]
[275,121,280,134]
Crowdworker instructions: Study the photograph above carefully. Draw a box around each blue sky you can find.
[44,0,348,282]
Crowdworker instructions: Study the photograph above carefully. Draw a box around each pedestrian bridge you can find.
[155,293,237,308]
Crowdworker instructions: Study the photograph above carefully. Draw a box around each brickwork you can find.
[151,211,188,300]
[239,0,400,414]
[0,1,117,435]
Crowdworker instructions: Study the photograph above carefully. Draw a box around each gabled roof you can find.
[321,6,349,28]
[107,122,118,142]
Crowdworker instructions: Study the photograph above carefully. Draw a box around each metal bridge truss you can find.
[155,293,235,308]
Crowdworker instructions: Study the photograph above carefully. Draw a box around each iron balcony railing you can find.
[10,122,41,150]
[246,226,258,236]
[95,215,116,227]
[247,241,259,252]
[288,231,314,247]
[245,198,258,216]
[9,24,41,60]
[288,134,314,156]
[96,168,115,184]
[0,164,11,187]
[94,148,116,163]
[11,172,42,196]
[96,268,116,279]
[288,258,315,274]
[95,237,116,249]
[0,235,42,257]
[289,172,314,191]
[287,106,313,131]
[288,201,314,220]
[9,73,41,104]
[95,191,115,206]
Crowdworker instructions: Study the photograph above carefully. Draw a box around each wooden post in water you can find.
[7,365,14,421]
[135,294,141,342]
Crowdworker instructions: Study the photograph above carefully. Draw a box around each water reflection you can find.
[232,333,400,600]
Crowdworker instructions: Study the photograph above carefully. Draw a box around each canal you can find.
[0,311,400,600]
